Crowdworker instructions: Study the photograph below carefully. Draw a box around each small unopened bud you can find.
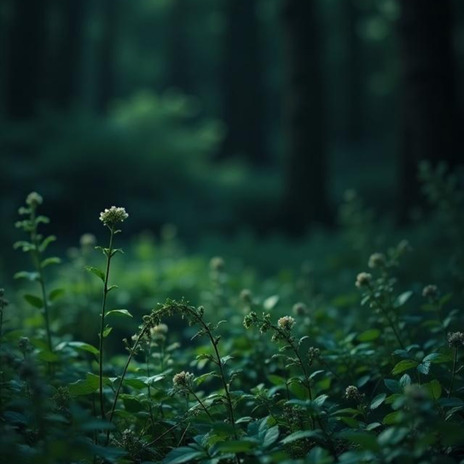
[210,256,225,272]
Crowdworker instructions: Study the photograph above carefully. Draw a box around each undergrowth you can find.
[1,162,463,463]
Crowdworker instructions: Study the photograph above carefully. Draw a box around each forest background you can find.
[0,0,463,280]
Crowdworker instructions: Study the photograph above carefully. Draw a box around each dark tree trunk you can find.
[280,0,331,234]
[95,0,119,114]
[344,0,364,144]
[165,0,194,94]
[5,0,48,119]
[218,0,267,167]
[397,0,460,221]
[46,0,88,110]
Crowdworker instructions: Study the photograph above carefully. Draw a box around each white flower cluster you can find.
[99,206,129,227]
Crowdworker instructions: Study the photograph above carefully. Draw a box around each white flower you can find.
[99,206,129,227]
[277,316,295,331]
[26,192,43,207]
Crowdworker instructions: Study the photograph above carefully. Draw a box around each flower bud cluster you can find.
[355,272,372,288]
[99,206,129,227]
[448,332,464,348]
[368,252,386,269]
[422,284,438,300]
[173,371,195,392]
[345,385,364,402]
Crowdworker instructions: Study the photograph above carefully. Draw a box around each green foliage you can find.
[1,172,464,463]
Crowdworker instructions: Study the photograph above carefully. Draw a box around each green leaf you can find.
[37,348,59,362]
[383,411,404,425]
[14,271,39,281]
[85,266,105,282]
[49,288,65,302]
[67,341,99,356]
[39,235,57,252]
[280,430,322,445]
[340,431,380,452]
[68,373,100,396]
[370,393,386,410]
[425,379,442,399]
[384,379,401,393]
[24,294,43,309]
[41,257,61,269]
[423,352,450,364]
[214,440,256,453]
[392,359,418,375]
[417,361,431,375]
[357,329,381,342]
[102,326,112,338]
[107,285,119,293]
[395,291,413,308]
[263,295,279,310]
[105,309,133,319]
[263,425,279,447]
[163,447,205,464]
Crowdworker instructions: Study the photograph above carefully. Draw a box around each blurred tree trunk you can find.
[165,0,194,94]
[5,0,48,119]
[280,0,331,234]
[345,0,363,144]
[46,1,88,110]
[95,0,119,113]
[218,0,267,167]
[397,0,460,221]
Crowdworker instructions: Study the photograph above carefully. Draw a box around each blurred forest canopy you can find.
[0,0,463,251]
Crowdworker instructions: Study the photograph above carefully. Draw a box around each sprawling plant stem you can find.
[449,347,458,398]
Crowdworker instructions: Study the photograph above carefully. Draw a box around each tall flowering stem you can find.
[14,193,58,353]
[96,206,128,422]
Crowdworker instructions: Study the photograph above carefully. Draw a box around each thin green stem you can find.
[190,309,238,439]
[189,389,213,420]
[105,326,149,444]
[381,307,406,351]
[449,347,458,398]
[99,226,115,422]
[30,209,52,353]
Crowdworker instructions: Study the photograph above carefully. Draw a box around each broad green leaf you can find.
[24,294,43,309]
[38,348,59,362]
[214,440,256,453]
[395,291,413,308]
[105,309,133,319]
[280,430,323,445]
[263,295,279,310]
[49,288,65,302]
[392,359,418,375]
[370,393,386,410]
[85,266,105,282]
[383,411,404,425]
[163,447,205,464]
[340,431,380,452]
[417,361,431,375]
[423,352,450,364]
[384,379,401,393]
[41,257,61,269]
[67,341,99,356]
[357,329,381,342]
[68,373,100,396]
[426,379,442,399]
[263,425,279,447]
[14,271,39,281]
